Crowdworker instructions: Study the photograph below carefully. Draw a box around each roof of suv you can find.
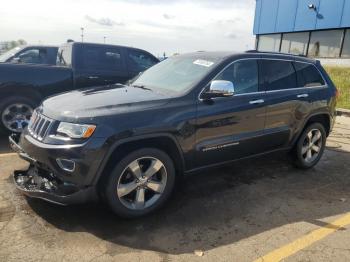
[177,50,317,65]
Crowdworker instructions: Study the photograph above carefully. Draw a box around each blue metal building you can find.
[254,0,350,58]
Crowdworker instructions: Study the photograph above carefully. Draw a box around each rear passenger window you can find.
[214,60,259,94]
[261,60,297,91]
[293,62,325,87]
[127,49,158,72]
[82,46,123,70]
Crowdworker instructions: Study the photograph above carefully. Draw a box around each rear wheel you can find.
[104,148,176,218]
[0,96,37,133]
[293,123,326,169]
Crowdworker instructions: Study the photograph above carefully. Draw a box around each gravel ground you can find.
[0,116,350,262]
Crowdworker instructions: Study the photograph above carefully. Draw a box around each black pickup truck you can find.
[0,42,159,132]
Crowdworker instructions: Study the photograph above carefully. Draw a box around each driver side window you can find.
[214,60,259,94]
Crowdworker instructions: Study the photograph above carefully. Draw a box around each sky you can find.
[0,0,256,56]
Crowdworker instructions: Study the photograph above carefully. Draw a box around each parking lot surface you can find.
[1,117,350,262]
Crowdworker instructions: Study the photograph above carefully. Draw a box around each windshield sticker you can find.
[193,59,214,67]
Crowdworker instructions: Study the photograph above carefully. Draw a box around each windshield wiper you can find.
[131,84,152,91]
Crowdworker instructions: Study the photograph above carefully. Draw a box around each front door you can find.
[195,59,266,167]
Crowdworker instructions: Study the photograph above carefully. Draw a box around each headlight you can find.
[57,122,96,139]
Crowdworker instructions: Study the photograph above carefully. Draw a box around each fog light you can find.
[56,158,75,172]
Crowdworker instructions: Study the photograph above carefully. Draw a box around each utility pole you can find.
[81,27,84,42]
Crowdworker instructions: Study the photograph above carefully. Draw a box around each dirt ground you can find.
[1,116,350,262]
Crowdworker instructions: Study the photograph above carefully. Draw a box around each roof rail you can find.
[245,50,307,58]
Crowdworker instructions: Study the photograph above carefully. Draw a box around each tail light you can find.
[335,88,340,101]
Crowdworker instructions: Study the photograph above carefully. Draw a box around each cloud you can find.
[224,32,237,39]
[0,0,256,55]
[85,15,124,27]
[163,13,175,20]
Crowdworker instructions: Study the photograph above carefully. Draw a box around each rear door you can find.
[74,45,129,88]
[195,59,267,166]
[261,59,314,150]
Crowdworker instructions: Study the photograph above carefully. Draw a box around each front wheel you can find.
[104,148,176,218]
[293,123,327,169]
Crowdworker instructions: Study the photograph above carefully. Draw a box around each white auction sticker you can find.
[193,59,214,67]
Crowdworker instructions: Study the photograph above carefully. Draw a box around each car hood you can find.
[41,84,172,122]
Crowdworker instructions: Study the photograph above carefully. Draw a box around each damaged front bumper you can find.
[10,134,96,205]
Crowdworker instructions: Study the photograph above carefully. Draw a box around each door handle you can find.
[88,76,99,79]
[249,99,264,105]
[297,94,309,98]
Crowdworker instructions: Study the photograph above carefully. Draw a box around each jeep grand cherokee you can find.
[10,51,337,217]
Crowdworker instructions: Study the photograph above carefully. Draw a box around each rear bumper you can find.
[10,134,98,205]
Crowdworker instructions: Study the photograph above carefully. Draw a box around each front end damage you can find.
[10,134,96,205]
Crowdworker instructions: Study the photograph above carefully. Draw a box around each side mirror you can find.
[202,80,235,99]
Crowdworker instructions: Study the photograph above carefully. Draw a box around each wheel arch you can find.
[292,112,331,148]
[95,133,185,190]
[0,86,42,103]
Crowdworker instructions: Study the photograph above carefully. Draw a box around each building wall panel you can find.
[253,0,350,35]
[316,0,344,29]
[275,0,298,32]
[258,0,279,34]
[341,0,350,27]
[294,0,320,31]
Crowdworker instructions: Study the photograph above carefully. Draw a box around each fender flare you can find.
[92,132,185,185]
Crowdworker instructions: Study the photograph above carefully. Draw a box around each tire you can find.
[104,148,176,218]
[293,123,327,169]
[0,96,38,133]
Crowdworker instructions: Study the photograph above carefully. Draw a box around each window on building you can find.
[281,32,309,55]
[214,60,259,94]
[293,62,325,87]
[260,60,297,91]
[257,34,281,52]
[308,30,343,58]
[341,29,350,58]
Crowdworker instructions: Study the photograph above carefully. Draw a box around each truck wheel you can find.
[0,96,37,133]
[104,148,176,218]
[293,123,326,169]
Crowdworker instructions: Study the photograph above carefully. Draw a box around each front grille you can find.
[28,111,53,141]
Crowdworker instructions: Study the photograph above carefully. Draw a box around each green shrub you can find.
[324,66,350,109]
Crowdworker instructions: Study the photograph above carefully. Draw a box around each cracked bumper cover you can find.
[9,134,97,205]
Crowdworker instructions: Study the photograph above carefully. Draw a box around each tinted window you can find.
[261,60,297,91]
[214,60,259,94]
[82,46,123,70]
[294,62,325,87]
[128,49,158,72]
[11,48,46,64]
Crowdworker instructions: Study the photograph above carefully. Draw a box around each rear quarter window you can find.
[293,62,325,87]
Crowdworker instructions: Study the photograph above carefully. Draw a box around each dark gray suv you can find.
[10,51,337,217]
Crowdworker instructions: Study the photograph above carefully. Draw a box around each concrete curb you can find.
[337,108,350,117]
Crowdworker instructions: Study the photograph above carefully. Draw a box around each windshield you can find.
[131,55,221,94]
[0,46,23,62]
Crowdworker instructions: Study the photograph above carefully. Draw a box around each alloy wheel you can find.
[301,129,323,163]
[1,103,33,132]
[117,157,167,210]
